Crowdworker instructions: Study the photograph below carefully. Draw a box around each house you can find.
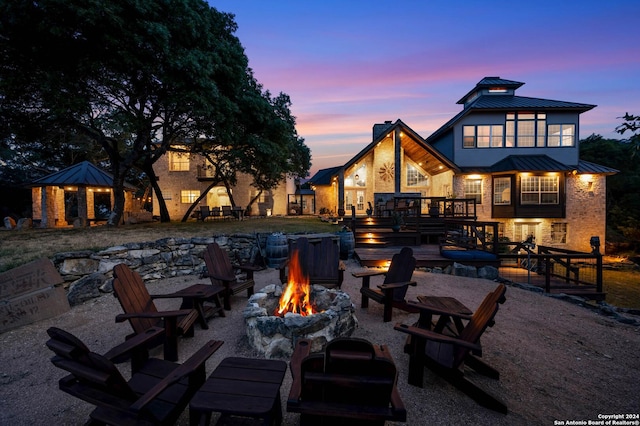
[152,147,295,219]
[309,77,617,253]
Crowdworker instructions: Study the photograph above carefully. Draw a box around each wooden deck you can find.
[353,246,606,301]
[354,245,488,269]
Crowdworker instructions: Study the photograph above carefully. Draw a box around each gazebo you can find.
[31,161,138,227]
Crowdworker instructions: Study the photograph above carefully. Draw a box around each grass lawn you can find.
[0,216,340,273]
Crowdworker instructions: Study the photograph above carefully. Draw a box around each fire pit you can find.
[243,249,357,358]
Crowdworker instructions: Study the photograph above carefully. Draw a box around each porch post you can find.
[337,169,345,216]
[394,127,401,193]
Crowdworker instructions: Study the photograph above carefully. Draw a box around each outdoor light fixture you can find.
[590,236,600,254]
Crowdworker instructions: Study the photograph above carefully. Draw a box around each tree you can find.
[180,72,311,221]
[615,113,640,157]
[0,0,249,225]
[580,133,640,248]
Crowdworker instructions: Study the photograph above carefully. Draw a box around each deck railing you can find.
[498,244,603,295]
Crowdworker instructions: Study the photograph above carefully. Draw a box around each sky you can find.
[209,0,640,177]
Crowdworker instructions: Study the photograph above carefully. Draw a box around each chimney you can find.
[373,121,393,140]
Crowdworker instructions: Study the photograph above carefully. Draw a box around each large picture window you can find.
[464,178,482,204]
[521,175,558,204]
[547,124,575,147]
[493,177,511,205]
[463,125,503,148]
[506,113,546,147]
[406,164,429,186]
[180,190,200,204]
[169,147,190,171]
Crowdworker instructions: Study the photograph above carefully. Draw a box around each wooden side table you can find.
[415,295,473,335]
[189,357,287,426]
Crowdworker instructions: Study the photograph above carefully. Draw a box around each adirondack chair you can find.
[288,338,406,426]
[202,242,259,310]
[394,284,508,413]
[353,246,418,322]
[278,236,344,289]
[46,326,223,426]
[112,263,205,361]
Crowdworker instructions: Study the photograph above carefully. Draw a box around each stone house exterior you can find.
[152,146,294,219]
[309,77,617,253]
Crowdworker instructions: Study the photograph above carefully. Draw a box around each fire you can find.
[276,248,317,316]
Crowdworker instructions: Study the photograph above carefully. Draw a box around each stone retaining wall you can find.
[54,234,260,306]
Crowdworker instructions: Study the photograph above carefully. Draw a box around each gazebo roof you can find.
[31,161,137,190]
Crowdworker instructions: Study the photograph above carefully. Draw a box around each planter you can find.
[391,225,401,233]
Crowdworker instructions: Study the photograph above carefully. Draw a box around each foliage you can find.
[580,133,640,249]
[615,113,640,157]
[0,0,250,225]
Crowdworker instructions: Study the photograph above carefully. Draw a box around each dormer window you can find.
[489,87,507,93]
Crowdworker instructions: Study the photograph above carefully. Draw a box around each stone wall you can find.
[55,234,260,306]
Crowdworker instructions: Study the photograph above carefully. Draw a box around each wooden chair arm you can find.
[393,323,482,352]
[115,309,194,322]
[389,385,407,419]
[237,264,261,272]
[352,270,386,279]
[103,326,164,363]
[406,300,473,320]
[379,281,417,290]
[129,340,223,413]
[287,339,313,405]
[203,271,236,282]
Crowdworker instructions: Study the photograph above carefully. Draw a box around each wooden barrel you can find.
[266,233,288,268]
[337,228,355,260]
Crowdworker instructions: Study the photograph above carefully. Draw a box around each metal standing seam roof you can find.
[489,155,572,173]
[576,160,619,175]
[307,166,342,186]
[31,161,137,190]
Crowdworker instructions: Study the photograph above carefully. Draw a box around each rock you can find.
[16,218,32,229]
[67,273,107,306]
[4,216,16,229]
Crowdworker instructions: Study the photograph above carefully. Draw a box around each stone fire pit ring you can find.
[243,284,358,359]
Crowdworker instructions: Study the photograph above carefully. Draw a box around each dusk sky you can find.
[210,1,640,177]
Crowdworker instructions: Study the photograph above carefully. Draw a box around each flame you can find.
[276,248,316,316]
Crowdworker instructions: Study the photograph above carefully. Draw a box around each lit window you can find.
[547,124,575,147]
[464,178,482,204]
[506,113,546,147]
[346,165,366,187]
[406,164,429,186]
[463,125,503,148]
[493,177,511,205]
[169,147,190,171]
[551,222,567,243]
[521,175,558,204]
[180,190,200,204]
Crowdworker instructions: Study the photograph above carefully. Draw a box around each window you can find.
[180,190,200,204]
[463,125,503,148]
[356,190,365,211]
[463,126,475,148]
[406,164,429,186]
[551,222,567,243]
[521,175,558,204]
[345,165,366,187]
[547,124,575,147]
[514,222,539,243]
[506,113,546,147]
[169,147,190,171]
[464,178,482,204]
[493,177,511,205]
